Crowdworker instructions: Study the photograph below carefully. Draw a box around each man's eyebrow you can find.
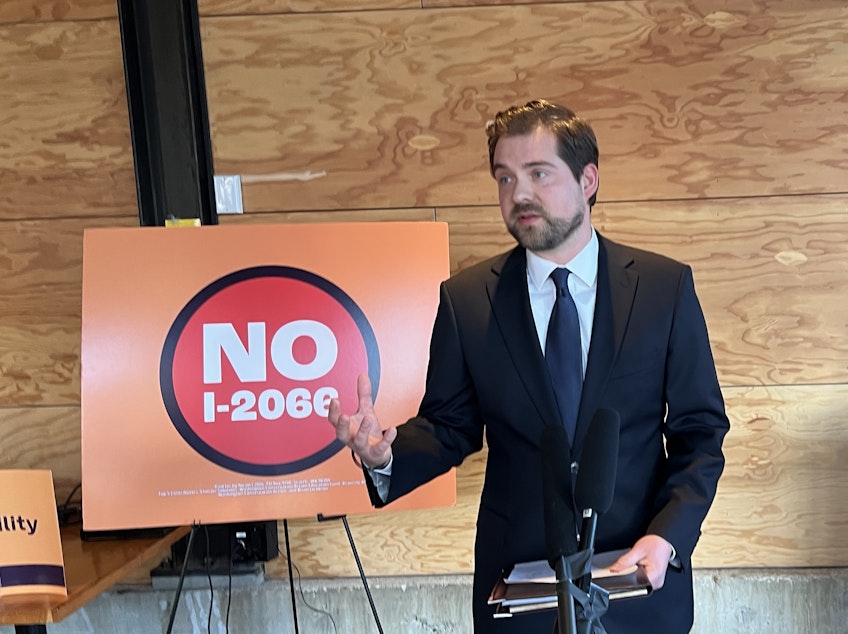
[492,160,556,172]
[522,160,557,169]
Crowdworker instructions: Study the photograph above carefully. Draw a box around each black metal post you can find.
[116,0,217,226]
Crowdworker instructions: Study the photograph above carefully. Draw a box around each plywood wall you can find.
[1,0,846,581]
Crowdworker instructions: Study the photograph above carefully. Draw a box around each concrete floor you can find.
[3,569,846,633]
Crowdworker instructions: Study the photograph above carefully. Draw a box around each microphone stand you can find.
[554,554,578,634]
[577,509,597,595]
[575,508,610,634]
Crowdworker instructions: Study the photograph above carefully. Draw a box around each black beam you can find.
[117,0,217,226]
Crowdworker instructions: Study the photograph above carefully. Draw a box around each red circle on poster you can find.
[160,267,380,475]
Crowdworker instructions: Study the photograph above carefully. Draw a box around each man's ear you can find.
[580,164,599,200]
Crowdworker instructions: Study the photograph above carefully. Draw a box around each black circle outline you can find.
[160,266,380,476]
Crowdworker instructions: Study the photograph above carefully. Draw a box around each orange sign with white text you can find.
[81,222,453,530]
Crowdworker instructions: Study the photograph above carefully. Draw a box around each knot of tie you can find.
[550,267,571,298]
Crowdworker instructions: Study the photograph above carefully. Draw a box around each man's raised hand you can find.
[327,373,396,469]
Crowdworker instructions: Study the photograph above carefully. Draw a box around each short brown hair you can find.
[486,100,599,206]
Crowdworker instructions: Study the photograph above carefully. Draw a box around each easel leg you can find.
[318,514,384,634]
[165,523,199,634]
[283,519,299,634]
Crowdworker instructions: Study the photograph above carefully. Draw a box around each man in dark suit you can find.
[328,100,729,633]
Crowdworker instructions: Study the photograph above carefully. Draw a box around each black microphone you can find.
[541,424,578,634]
[574,409,620,595]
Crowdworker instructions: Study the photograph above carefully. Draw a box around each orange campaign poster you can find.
[80,222,453,531]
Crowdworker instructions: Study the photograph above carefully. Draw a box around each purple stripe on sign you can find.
[0,564,66,588]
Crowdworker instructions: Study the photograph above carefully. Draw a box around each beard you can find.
[505,202,586,253]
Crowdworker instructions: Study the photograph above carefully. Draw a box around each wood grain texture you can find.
[199,0,419,15]
[0,1,424,24]
[0,405,81,503]
[593,196,848,388]
[217,207,435,225]
[267,448,484,578]
[440,194,848,387]
[423,0,583,5]
[0,0,598,24]
[0,1,115,24]
[0,19,136,220]
[202,0,848,212]
[0,216,137,406]
[697,384,848,568]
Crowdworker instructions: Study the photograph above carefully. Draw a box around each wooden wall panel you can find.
[423,0,579,5]
[0,216,137,406]
[0,406,81,502]
[0,0,598,24]
[202,0,848,212]
[0,1,115,24]
[272,448,484,577]
[199,0,419,15]
[217,207,434,225]
[0,19,136,220]
[440,195,848,388]
[0,0,421,23]
[594,197,848,388]
[699,384,848,568]
[0,1,590,24]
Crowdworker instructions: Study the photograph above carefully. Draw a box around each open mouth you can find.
[514,208,543,225]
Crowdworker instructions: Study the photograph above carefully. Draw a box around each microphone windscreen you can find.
[574,408,620,515]
[540,424,578,563]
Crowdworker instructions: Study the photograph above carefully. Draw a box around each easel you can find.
[284,515,384,634]
[165,516,384,634]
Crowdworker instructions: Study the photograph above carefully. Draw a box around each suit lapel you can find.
[487,248,562,438]
[485,237,638,452]
[573,236,638,453]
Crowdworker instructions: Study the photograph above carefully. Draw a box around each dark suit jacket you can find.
[368,234,729,633]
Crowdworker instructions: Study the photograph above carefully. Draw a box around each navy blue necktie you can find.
[545,268,583,443]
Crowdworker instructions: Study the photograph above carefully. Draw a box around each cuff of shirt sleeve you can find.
[365,456,392,502]
[669,544,682,569]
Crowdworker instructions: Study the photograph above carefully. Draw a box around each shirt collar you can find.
[526,228,599,291]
